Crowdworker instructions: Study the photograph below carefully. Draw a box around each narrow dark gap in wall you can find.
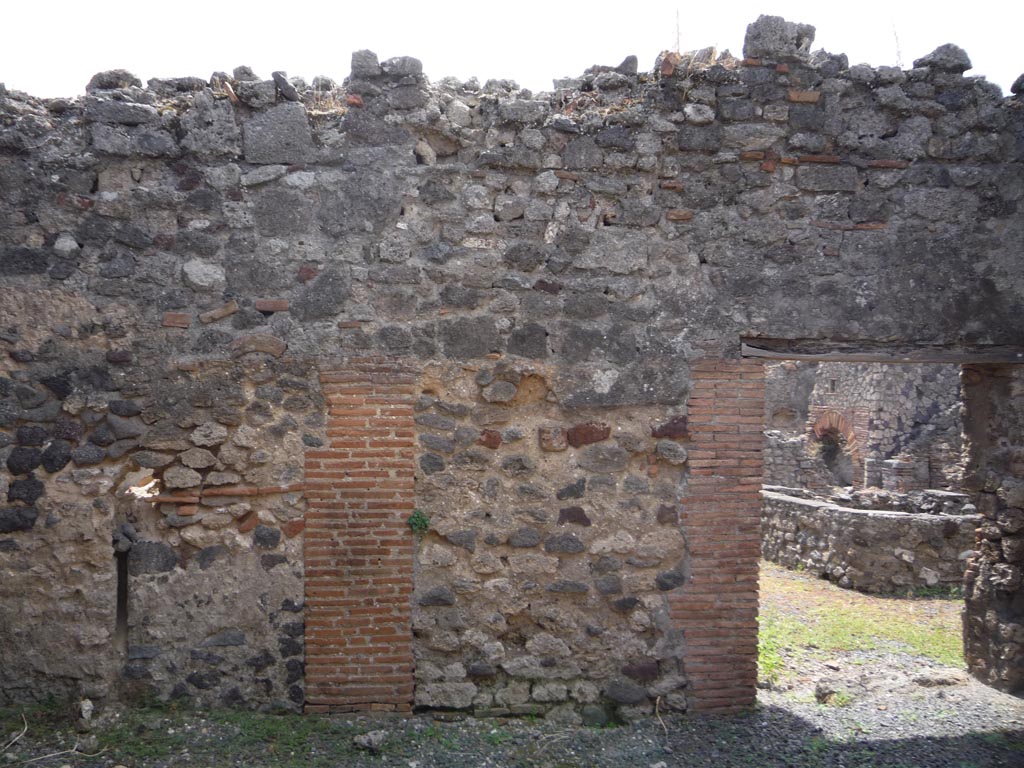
[115,550,129,653]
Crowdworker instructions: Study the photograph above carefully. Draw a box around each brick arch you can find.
[811,409,857,452]
[809,409,863,487]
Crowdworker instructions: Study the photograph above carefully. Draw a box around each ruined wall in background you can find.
[763,361,963,490]
[1,14,1023,712]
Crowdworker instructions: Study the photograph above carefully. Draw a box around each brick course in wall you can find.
[303,358,417,713]
[671,358,764,712]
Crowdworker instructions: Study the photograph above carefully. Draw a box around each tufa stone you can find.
[539,425,569,452]
[191,422,229,447]
[577,445,630,473]
[655,440,688,465]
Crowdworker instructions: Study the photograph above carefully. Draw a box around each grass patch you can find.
[757,613,794,686]
[758,562,964,684]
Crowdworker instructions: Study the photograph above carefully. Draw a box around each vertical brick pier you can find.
[303,358,417,712]
[671,357,765,712]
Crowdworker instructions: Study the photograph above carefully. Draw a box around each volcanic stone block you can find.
[795,165,859,192]
[544,533,585,554]
[191,422,229,447]
[243,103,314,164]
[128,541,178,574]
[482,381,517,403]
[292,268,350,322]
[556,478,586,500]
[163,465,202,489]
[605,679,648,705]
[509,527,543,548]
[253,525,281,549]
[418,586,456,606]
[40,441,72,473]
[71,444,105,466]
[558,506,592,526]
[7,447,42,475]
[419,453,446,475]
[15,426,47,446]
[440,317,501,359]
[0,505,38,533]
[548,580,589,594]
[7,476,44,505]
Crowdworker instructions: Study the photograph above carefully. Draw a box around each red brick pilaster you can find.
[303,358,416,712]
[670,358,764,712]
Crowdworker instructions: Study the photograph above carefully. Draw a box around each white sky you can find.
[2,1,1021,97]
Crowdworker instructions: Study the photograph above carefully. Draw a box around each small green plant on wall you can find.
[407,508,430,536]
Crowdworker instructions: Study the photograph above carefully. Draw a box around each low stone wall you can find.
[761,489,979,593]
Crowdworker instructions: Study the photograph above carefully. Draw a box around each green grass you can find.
[757,614,791,686]
[909,584,964,599]
[484,726,513,746]
[759,600,963,675]
[421,723,457,749]
[758,563,964,685]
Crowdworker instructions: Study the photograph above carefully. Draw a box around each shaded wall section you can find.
[962,365,1024,693]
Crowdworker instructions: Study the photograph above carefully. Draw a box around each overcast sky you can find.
[3,1,1021,97]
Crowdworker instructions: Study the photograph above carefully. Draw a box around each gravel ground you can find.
[4,564,1022,768]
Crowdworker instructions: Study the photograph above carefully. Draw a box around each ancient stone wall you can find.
[761,487,978,592]
[2,15,1023,710]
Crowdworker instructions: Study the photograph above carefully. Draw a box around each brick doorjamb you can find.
[670,357,764,712]
[303,358,417,713]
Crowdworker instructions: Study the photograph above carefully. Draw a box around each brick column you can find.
[303,359,416,712]
[671,357,764,712]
